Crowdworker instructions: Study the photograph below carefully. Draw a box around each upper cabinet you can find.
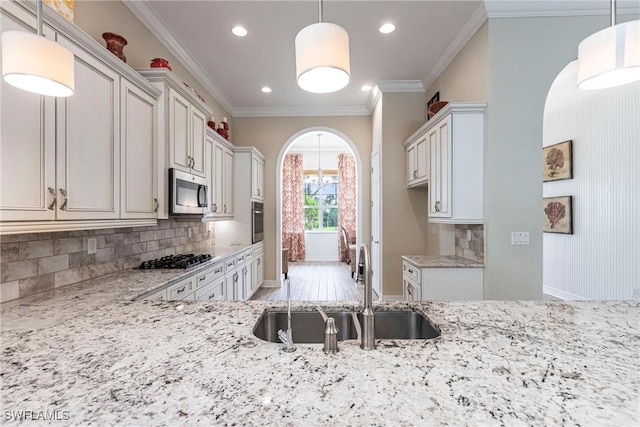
[428,103,485,224]
[208,129,234,219]
[404,133,429,187]
[0,1,160,233]
[137,69,213,218]
[251,154,265,201]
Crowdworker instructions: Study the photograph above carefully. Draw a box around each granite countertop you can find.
[403,255,485,268]
[1,266,638,425]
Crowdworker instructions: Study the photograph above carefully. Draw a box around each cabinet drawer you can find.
[145,288,166,301]
[225,258,236,270]
[195,262,224,288]
[244,249,254,261]
[167,277,195,300]
[236,253,246,265]
[196,278,225,301]
[403,261,421,283]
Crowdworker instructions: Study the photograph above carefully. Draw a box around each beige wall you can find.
[232,116,372,283]
[73,1,231,126]
[424,21,489,103]
[485,15,607,299]
[380,93,430,296]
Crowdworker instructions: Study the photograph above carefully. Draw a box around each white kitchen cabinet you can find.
[403,134,429,188]
[196,277,225,301]
[137,68,212,218]
[0,2,160,234]
[252,242,264,292]
[166,276,196,300]
[251,155,265,201]
[120,79,158,219]
[402,259,483,301]
[167,88,206,177]
[427,103,485,224]
[0,8,56,222]
[210,133,235,218]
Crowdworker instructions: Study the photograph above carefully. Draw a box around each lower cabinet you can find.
[196,278,225,301]
[167,276,196,301]
[402,260,483,301]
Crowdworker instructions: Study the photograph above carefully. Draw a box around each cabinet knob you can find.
[47,187,57,210]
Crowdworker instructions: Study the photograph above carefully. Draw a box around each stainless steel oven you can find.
[169,168,208,214]
[252,201,264,243]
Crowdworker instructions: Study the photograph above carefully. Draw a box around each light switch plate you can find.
[511,232,530,246]
[87,237,97,254]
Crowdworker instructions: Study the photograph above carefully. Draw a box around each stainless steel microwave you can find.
[169,168,208,215]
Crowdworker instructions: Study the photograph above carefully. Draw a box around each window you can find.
[303,170,339,231]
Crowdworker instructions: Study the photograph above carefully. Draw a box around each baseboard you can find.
[542,285,588,301]
[381,294,403,301]
[262,280,281,288]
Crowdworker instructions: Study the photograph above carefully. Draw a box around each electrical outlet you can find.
[511,232,530,246]
[87,237,97,254]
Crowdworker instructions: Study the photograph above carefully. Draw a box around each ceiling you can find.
[125,1,639,117]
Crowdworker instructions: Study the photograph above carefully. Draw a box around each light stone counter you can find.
[1,265,638,426]
[403,255,484,268]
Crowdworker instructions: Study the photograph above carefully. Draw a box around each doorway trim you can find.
[275,126,363,285]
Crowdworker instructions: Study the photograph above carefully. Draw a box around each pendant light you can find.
[295,0,350,94]
[2,0,75,97]
[577,0,640,90]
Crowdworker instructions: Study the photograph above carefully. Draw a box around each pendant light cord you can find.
[610,0,616,27]
[318,0,323,23]
[36,0,43,36]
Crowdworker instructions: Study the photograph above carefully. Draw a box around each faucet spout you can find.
[359,243,375,350]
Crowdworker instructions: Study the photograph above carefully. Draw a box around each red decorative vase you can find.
[150,57,172,71]
[207,121,216,130]
[428,101,449,118]
[102,32,127,63]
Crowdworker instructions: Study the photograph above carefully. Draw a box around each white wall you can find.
[543,61,640,300]
[304,232,339,261]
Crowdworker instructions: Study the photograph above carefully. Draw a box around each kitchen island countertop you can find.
[402,255,484,268]
[1,267,638,426]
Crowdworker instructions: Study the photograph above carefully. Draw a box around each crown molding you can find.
[375,80,425,93]
[233,105,370,118]
[486,8,639,18]
[123,0,235,115]
[484,0,640,18]
[423,2,488,92]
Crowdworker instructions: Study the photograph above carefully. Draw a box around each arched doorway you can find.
[275,127,364,290]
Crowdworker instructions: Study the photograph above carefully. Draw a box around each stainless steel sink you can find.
[252,309,440,343]
[252,311,359,343]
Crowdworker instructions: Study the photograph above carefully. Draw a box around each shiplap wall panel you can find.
[543,60,639,300]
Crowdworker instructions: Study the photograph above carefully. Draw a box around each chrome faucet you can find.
[316,306,339,354]
[278,278,296,353]
[359,244,375,350]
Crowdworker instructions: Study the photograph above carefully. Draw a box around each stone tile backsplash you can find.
[0,220,214,303]
[455,224,484,264]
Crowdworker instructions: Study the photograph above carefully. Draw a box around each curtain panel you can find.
[282,154,305,261]
[338,153,357,262]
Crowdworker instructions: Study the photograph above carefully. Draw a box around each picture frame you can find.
[543,196,573,234]
[543,140,572,182]
[426,91,440,121]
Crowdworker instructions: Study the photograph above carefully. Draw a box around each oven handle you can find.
[254,210,263,214]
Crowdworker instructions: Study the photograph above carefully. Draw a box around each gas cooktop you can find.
[137,254,213,270]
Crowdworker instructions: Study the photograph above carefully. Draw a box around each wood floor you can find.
[251,261,364,301]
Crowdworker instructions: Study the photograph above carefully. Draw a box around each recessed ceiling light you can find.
[379,23,396,34]
[261,86,272,93]
[361,85,372,91]
[232,26,248,37]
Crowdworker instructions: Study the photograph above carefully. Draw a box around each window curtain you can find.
[338,153,357,261]
[282,154,305,261]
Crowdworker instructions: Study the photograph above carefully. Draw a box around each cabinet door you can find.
[415,136,429,183]
[190,108,206,177]
[168,89,191,172]
[212,142,225,216]
[56,36,120,220]
[224,271,237,301]
[403,277,421,301]
[243,264,253,300]
[121,80,157,219]
[0,13,56,221]
[429,116,452,218]
[204,135,214,214]
[254,253,264,290]
[223,147,234,216]
[405,143,416,185]
[251,155,264,200]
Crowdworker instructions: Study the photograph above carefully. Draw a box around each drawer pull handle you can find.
[208,293,216,300]
[199,276,206,282]
[215,268,222,274]
[176,286,186,294]
[408,268,414,274]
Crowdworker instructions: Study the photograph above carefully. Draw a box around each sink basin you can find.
[252,310,359,343]
[252,309,440,343]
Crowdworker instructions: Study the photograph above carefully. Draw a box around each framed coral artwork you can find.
[543,196,573,234]
[543,140,572,182]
